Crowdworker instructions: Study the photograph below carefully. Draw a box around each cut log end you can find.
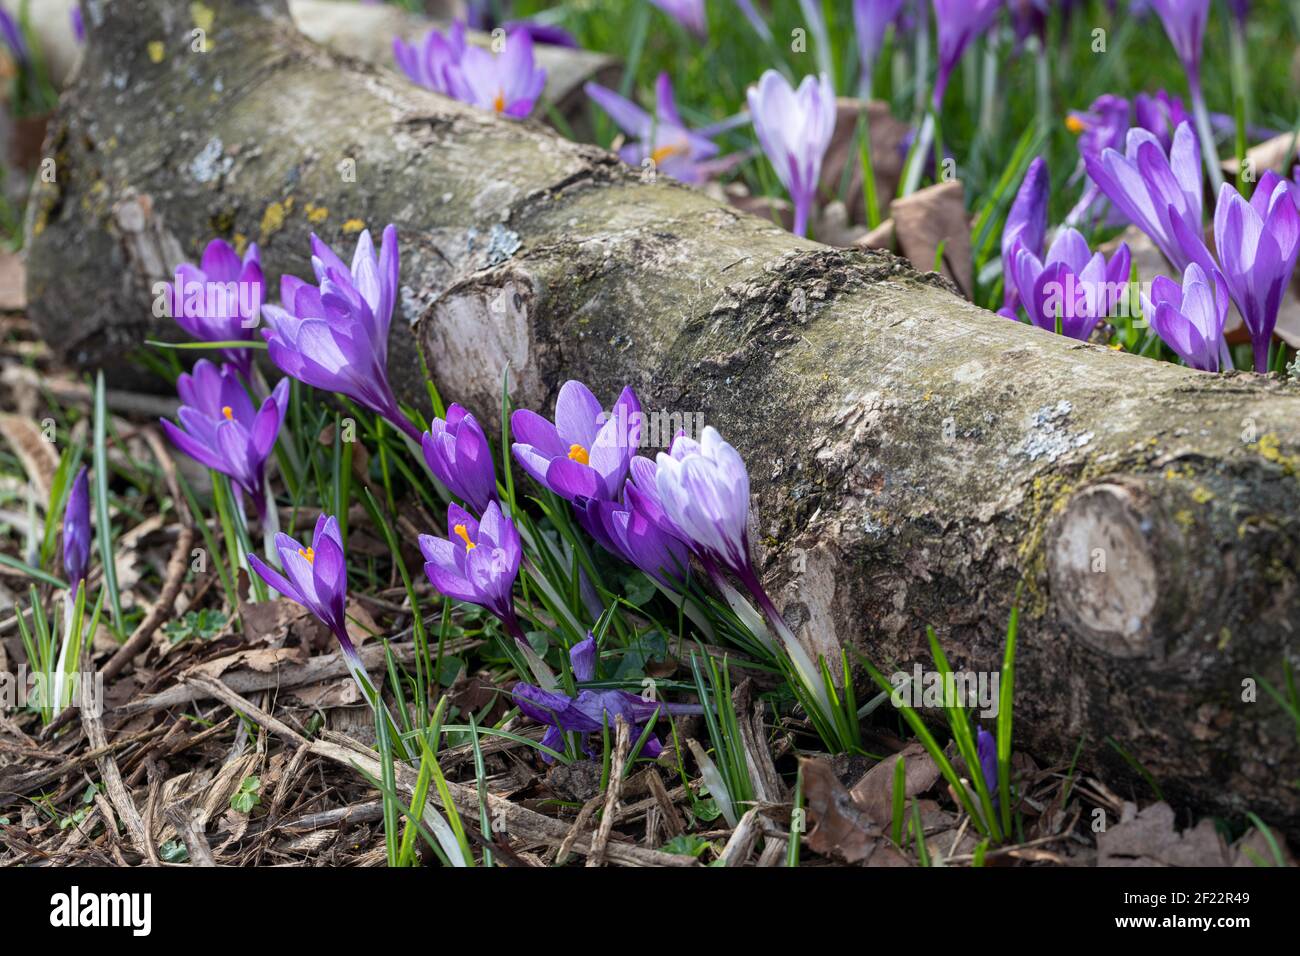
[1048,482,1162,659]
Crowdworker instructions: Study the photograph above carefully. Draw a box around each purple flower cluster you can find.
[161,360,290,519]
[163,239,265,382]
[394,22,546,118]
[261,225,420,441]
[513,633,701,762]
[585,73,741,185]
[1000,157,1132,341]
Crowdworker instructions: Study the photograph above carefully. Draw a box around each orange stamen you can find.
[493,90,506,113]
[298,546,315,563]
[568,444,590,465]
[221,405,234,420]
[454,523,476,550]
[650,143,686,165]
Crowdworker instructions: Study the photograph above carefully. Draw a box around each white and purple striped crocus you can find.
[579,457,692,589]
[422,405,498,516]
[161,360,290,521]
[450,30,546,118]
[165,239,265,382]
[853,0,905,98]
[1140,262,1231,372]
[585,73,738,185]
[1084,122,1209,273]
[747,70,837,238]
[261,225,420,442]
[512,633,701,762]
[393,20,467,96]
[999,157,1049,319]
[511,380,641,502]
[655,427,756,592]
[63,466,91,598]
[420,501,524,640]
[1009,228,1132,341]
[650,0,708,39]
[1208,172,1300,372]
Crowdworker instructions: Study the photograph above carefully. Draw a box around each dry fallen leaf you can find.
[1097,801,1230,867]
[887,179,974,298]
[849,742,941,826]
[0,413,59,502]
[800,755,886,864]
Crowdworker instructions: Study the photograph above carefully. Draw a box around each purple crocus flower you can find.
[747,70,837,238]
[0,7,26,64]
[649,0,708,39]
[1227,0,1249,24]
[512,633,701,763]
[999,157,1049,319]
[1133,90,1191,153]
[511,381,641,502]
[422,405,498,516]
[261,225,420,442]
[854,0,906,98]
[161,360,290,520]
[585,73,737,185]
[1148,0,1210,87]
[249,516,368,679]
[165,239,265,382]
[931,0,1001,109]
[449,30,546,118]
[578,461,692,589]
[1009,228,1132,340]
[1208,173,1300,372]
[501,20,579,49]
[71,6,85,43]
[1068,94,1132,160]
[63,467,91,597]
[1140,262,1231,372]
[393,21,467,96]
[1084,122,1209,272]
[420,501,524,639]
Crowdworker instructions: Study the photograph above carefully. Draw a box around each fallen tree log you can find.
[23,0,1300,830]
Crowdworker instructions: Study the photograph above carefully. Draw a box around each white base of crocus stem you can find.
[1189,79,1226,194]
[260,478,280,559]
[51,591,75,718]
[901,112,936,197]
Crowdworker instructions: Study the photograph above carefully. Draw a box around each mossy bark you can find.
[26,0,1300,830]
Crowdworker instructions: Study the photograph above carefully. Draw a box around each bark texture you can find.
[24,0,1300,829]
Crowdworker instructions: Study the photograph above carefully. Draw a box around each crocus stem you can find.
[911,0,930,118]
[1228,17,1252,130]
[732,564,835,719]
[793,199,811,239]
[260,477,280,559]
[1189,76,1226,192]
[344,649,410,762]
[1034,40,1050,132]
[901,111,936,196]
